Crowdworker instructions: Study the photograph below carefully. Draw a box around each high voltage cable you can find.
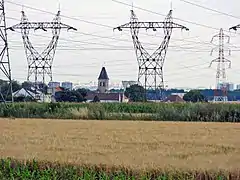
[11,55,216,80]
[7,28,214,52]
[179,0,240,20]
[5,0,240,86]
[5,0,113,29]
[5,1,239,50]
[6,16,211,49]
[5,2,219,48]
[112,0,240,34]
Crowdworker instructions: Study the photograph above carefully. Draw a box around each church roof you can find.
[98,67,109,80]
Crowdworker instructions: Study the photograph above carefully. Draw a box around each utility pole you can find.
[8,10,77,101]
[0,0,13,104]
[209,28,231,102]
[114,9,189,101]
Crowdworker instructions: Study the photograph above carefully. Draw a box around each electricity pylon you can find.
[114,9,189,101]
[209,28,231,102]
[8,10,77,100]
[0,0,13,104]
[230,24,240,31]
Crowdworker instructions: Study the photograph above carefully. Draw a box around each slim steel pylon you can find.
[0,0,13,103]
[8,10,77,99]
[209,28,231,102]
[114,9,189,101]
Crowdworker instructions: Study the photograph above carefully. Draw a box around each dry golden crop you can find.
[0,118,239,171]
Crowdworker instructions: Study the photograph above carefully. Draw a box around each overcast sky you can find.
[2,0,240,89]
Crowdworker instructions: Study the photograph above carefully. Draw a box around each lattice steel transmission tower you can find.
[114,9,189,101]
[209,28,231,102]
[230,24,240,31]
[0,0,13,103]
[8,10,77,98]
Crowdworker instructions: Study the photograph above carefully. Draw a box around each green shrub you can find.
[1,102,240,122]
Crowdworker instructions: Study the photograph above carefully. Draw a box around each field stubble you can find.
[0,118,240,171]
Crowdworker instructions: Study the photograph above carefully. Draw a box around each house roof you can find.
[98,67,109,80]
[55,86,64,92]
[86,92,122,101]
[165,95,184,102]
[13,88,38,98]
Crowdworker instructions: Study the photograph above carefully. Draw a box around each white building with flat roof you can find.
[62,82,73,90]
[48,81,60,88]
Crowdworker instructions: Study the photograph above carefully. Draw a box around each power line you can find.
[6,16,220,52]
[5,1,240,51]
[5,0,113,29]
[112,0,238,33]
[5,2,220,48]
[179,0,240,20]
[7,17,192,49]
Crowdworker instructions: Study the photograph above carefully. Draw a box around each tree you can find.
[55,89,87,103]
[125,84,146,102]
[0,79,21,101]
[21,81,33,89]
[183,90,206,103]
[92,95,100,102]
[76,88,89,101]
[0,79,21,93]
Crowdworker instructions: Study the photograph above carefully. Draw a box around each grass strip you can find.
[0,158,239,180]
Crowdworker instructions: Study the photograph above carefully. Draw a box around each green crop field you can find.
[0,102,240,122]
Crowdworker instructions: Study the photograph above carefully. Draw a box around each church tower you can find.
[98,67,109,93]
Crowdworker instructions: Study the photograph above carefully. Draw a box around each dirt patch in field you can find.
[0,118,239,170]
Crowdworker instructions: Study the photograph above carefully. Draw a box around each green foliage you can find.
[21,81,33,89]
[125,84,146,102]
[183,90,206,102]
[0,79,21,101]
[0,159,237,180]
[1,102,240,122]
[55,89,87,103]
[93,95,100,102]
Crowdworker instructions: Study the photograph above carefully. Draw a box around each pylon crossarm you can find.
[8,22,76,31]
[230,24,240,31]
[224,58,232,68]
[114,21,189,31]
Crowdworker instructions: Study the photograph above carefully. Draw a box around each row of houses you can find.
[12,67,130,103]
[12,66,186,103]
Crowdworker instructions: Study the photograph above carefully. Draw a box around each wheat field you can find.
[0,118,239,171]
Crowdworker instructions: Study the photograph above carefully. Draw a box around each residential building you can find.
[86,92,128,103]
[12,88,51,103]
[171,93,186,99]
[48,81,60,89]
[217,82,234,91]
[227,83,234,91]
[165,95,185,103]
[62,81,73,90]
[237,84,240,90]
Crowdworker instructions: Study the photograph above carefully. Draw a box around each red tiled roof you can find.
[55,86,64,92]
